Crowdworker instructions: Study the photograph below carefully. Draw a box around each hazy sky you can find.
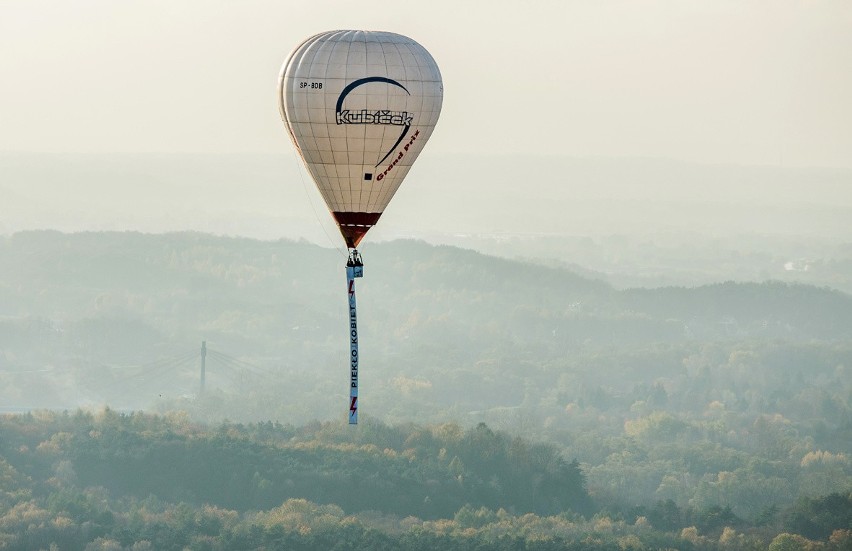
[2,0,851,169]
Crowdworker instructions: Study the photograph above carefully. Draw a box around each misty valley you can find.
[0,231,851,550]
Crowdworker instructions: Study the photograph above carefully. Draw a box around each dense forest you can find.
[0,231,851,549]
[0,411,850,550]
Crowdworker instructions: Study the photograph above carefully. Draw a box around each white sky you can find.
[1,0,851,169]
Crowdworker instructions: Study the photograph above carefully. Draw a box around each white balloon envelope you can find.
[279,30,443,248]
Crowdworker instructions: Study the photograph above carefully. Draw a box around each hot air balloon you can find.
[278,30,442,423]
[279,30,442,253]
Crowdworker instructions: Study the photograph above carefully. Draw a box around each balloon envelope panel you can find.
[280,30,442,247]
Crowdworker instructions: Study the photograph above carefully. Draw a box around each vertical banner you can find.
[346,266,360,424]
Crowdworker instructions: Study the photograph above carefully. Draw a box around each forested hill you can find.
[0,412,591,519]
[1,230,851,421]
[0,231,848,350]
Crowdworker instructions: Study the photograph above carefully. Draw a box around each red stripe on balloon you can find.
[332,211,382,248]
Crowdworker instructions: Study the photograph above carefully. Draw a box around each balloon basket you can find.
[346,249,364,277]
